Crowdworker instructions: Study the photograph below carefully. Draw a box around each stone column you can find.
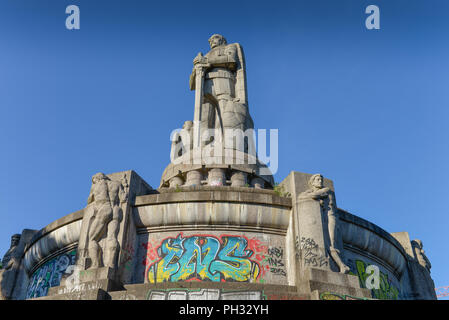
[185,170,202,187]
[230,171,247,187]
[208,168,226,186]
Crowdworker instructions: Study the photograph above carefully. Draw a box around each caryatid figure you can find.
[299,174,350,273]
[189,34,254,148]
[86,173,128,269]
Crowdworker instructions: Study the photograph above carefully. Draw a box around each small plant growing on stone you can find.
[175,185,182,192]
[273,183,291,197]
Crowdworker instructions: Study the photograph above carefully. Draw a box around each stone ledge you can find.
[31,288,109,300]
[298,268,372,299]
[108,282,301,300]
[135,187,292,208]
[24,209,84,254]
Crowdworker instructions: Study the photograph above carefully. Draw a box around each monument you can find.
[0,35,437,300]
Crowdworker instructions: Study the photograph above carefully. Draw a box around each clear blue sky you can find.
[1,0,448,298]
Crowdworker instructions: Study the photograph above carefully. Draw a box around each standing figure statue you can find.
[86,173,128,269]
[411,239,431,272]
[0,234,21,299]
[410,239,436,299]
[189,34,254,150]
[298,174,350,273]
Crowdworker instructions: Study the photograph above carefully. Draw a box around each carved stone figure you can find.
[85,173,128,269]
[409,239,436,299]
[160,35,275,189]
[412,240,431,272]
[0,234,21,299]
[298,174,350,273]
[190,34,254,150]
[171,121,193,160]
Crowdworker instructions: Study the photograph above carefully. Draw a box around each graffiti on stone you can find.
[120,243,135,271]
[320,292,369,300]
[141,239,159,278]
[26,249,77,299]
[265,247,286,277]
[146,233,260,283]
[296,237,328,268]
[348,259,400,300]
[57,280,102,295]
[147,288,304,300]
[118,293,137,300]
[147,288,263,300]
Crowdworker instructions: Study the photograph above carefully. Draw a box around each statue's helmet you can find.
[208,34,227,47]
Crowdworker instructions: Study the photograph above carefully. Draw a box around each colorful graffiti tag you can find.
[320,292,369,300]
[146,233,261,283]
[349,259,401,300]
[26,249,77,299]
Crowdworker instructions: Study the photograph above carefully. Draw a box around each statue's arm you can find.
[189,68,196,90]
[298,188,330,200]
[206,45,237,69]
[87,186,95,204]
[5,259,14,270]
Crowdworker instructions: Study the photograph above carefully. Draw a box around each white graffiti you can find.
[147,288,262,300]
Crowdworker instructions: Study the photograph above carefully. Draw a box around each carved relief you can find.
[298,174,350,273]
[81,172,129,269]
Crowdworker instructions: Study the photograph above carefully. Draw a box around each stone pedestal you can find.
[296,199,330,271]
[299,268,372,299]
[47,267,122,297]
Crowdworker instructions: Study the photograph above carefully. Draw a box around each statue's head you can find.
[208,34,227,49]
[92,172,108,184]
[183,121,193,131]
[308,174,324,189]
[10,234,20,247]
[412,239,424,250]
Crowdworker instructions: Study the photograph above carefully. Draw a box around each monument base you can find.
[298,268,372,300]
[32,288,109,300]
[46,267,123,297]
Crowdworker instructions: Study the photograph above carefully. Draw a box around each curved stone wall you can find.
[134,187,291,232]
[338,209,408,299]
[132,187,292,285]
[339,209,407,277]
[23,210,83,275]
[17,185,424,300]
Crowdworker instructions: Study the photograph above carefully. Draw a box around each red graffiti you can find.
[246,237,270,279]
[141,240,159,275]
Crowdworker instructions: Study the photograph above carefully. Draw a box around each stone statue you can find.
[409,239,436,299]
[189,34,254,150]
[411,240,431,273]
[85,172,128,269]
[298,174,350,273]
[171,121,193,160]
[0,234,21,299]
